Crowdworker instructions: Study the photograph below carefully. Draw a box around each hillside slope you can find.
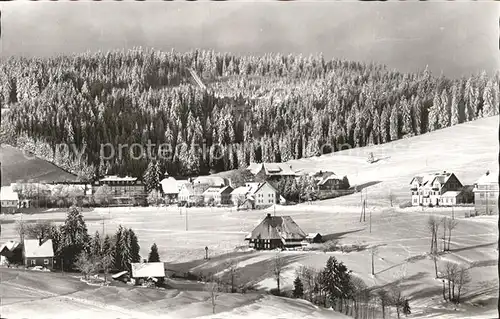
[0,144,77,186]
[287,115,499,207]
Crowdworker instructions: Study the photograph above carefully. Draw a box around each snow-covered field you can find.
[0,116,498,318]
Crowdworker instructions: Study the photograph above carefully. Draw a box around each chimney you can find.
[486,170,490,176]
[266,213,271,218]
[38,238,43,246]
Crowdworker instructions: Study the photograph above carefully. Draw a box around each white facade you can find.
[253,182,277,207]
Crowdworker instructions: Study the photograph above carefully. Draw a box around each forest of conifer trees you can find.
[0,48,498,180]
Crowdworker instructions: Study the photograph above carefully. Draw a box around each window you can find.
[44,259,49,265]
[31,259,36,265]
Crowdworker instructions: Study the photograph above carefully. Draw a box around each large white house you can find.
[473,170,498,215]
[410,171,463,206]
[231,181,284,209]
[0,186,19,211]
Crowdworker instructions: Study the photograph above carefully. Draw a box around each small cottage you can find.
[131,262,166,286]
[203,186,233,206]
[306,233,323,244]
[23,239,54,269]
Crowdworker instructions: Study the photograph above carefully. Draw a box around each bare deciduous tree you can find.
[377,289,390,319]
[427,216,440,254]
[225,258,239,293]
[205,274,221,314]
[273,252,286,295]
[443,262,459,302]
[74,252,100,280]
[455,265,471,304]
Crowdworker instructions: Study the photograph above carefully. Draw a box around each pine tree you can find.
[450,84,460,126]
[400,96,412,136]
[438,89,450,128]
[482,79,499,117]
[91,231,102,259]
[60,206,90,270]
[143,160,161,193]
[293,276,304,298]
[148,243,160,262]
[389,106,399,141]
[102,234,113,259]
[128,228,141,264]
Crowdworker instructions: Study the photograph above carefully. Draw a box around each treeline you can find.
[1,48,498,180]
[292,256,410,319]
[15,207,147,277]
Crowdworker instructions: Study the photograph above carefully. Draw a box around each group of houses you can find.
[409,170,498,214]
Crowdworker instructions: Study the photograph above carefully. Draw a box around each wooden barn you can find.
[245,213,307,250]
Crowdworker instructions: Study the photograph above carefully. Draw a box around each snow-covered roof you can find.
[131,262,165,278]
[192,176,227,187]
[248,214,306,241]
[24,239,54,258]
[203,186,232,195]
[160,177,179,194]
[100,175,137,182]
[306,233,322,239]
[411,172,457,187]
[112,271,128,279]
[247,163,298,177]
[441,191,462,198]
[317,174,342,186]
[231,186,251,195]
[475,171,498,185]
[0,186,19,201]
[0,240,20,253]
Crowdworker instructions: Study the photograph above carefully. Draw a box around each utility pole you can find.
[371,247,375,276]
[369,205,372,233]
[185,206,188,231]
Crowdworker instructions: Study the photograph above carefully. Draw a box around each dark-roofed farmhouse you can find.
[245,213,307,250]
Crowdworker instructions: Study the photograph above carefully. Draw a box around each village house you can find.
[0,185,19,213]
[23,239,54,269]
[246,163,299,181]
[311,171,349,191]
[245,213,307,250]
[0,240,22,266]
[410,171,463,206]
[131,262,166,286]
[231,181,284,209]
[160,175,187,204]
[178,183,204,206]
[473,170,498,215]
[203,186,233,206]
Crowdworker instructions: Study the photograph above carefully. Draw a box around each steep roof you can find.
[0,240,20,254]
[24,239,54,258]
[160,177,179,194]
[203,186,232,195]
[247,163,298,177]
[0,186,19,201]
[131,262,165,278]
[248,214,307,241]
[231,182,277,197]
[192,176,227,187]
[317,173,342,186]
[411,172,457,187]
[441,191,462,198]
[475,171,498,185]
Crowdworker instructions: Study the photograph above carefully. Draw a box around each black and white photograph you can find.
[0,2,498,319]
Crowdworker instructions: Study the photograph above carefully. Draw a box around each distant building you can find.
[178,183,204,206]
[94,175,146,205]
[23,239,54,269]
[246,163,299,181]
[311,171,348,191]
[160,176,181,203]
[306,233,323,244]
[0,186,19,212]
[245,213,307,250]
[410,171,463,206]
[203,186,233,206]
[131,262,165,285]
[231,181,281,209]
[473,170,498,215]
